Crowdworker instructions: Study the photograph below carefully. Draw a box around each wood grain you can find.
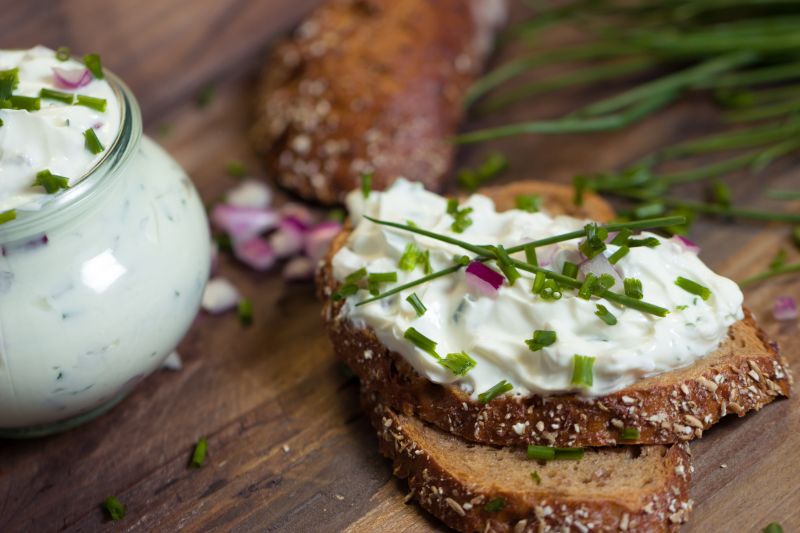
[0,2,798,532]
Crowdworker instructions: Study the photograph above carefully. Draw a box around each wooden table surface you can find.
[1,2,798,532]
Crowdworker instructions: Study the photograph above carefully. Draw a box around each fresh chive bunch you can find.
[458,0,800,231]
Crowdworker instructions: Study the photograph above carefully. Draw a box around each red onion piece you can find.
[305,221,342,263]
[52,67,92,90]
[283,256,315,281]
[233,237,277,271]
[672,235,700,255]
[226,179,273,209]
[202,277,241,314]
[211,204,279,242]
[773,296,798,321]
[269,219,306,259]
[578,253,623,287]
[465,261,504,294]
[281,202,316,227]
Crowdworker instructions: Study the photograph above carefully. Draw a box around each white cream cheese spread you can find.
[0,46,121,212]
[332,179,744,398]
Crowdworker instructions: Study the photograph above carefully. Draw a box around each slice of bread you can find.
[251,0,508,205]
[318,181,792,447]
[362,390,693,532]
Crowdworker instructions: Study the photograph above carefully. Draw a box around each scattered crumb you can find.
[282,444,291,453]
[720,464,728,469]
[335,494,345,501]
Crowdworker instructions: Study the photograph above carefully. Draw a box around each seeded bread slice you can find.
[317,181,792,447]
[251,0,508,205]
[362,390,693,532]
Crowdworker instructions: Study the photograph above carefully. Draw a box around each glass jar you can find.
[0,73,210,437]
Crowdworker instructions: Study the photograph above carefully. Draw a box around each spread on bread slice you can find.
[317,180,791,447]
[362,390,693,533]
[251,0,507,205]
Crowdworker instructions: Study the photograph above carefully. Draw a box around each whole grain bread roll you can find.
[251,0,508,205]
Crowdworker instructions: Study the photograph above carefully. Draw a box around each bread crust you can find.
[363,391,693,533]
[251,0,507,205]
[317,181,792,447]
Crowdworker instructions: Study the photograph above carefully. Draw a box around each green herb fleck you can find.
[55,46,71,61]
[578,273,597,300]
[75,94,106,112]
[404,327,438,356]
[361,172,373,198]
[84,128,105,154]
[458,152,507,190]
[0,68,19,100]
[225,160,248,178]
[530,471,541,484]
[478,380,513,404]
[595,304,618,325]
[40,88,74,104]
[527,445,584,461]
[531,271,546,294]
[571,355,595,388]
[398,243,420,271]
[102,496,125,521]
[516,194,541,213]
[484,497,506,512]
[189,437,208,468]
[0,209,16,225]
[9,95,40,111]
[763,523,784,533]
[439,351,477,376]
[621,427,640,440]
[624,278,643,300]
[539,278,562,301]
[609,245,630,265]
[83,53,104,79]
[34,169,69,194]
[238,298,253,326]
[495,245,520,285]
[562,261,579,279]
[610,228,632,246]
[628,236,661,248]
[675,276,711,300]
[579,223,608,259]
[406,292,427,317]
[447,199,474,233]
[525,330,557,352]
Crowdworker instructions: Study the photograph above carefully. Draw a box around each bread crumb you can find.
[335,494,345,501]
[720,463,728,469]
[282,444,291,453]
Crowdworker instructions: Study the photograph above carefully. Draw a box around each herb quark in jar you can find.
[0,47,210,436]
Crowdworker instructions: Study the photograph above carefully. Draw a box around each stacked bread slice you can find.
[317,182,792,532]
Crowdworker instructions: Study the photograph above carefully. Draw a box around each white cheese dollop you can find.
[332,179,744,398]
[0,46,121,212]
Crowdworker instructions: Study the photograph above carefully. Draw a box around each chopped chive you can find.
[608,245,629,265]
[539,278,562,301]
[0,118,3,127]
[0,209,17,225]
[328,208,346,223]
[562,261,578,279]
[458,152,508,190]
[530,471,541,484]
[578,223,608,259]
[524,244,538,266]
[238,298,253,325]
[531,270,546,294]
[525,330,557,352]
[578,273,597,299]
[633,202,665,219]
[447,201,474,234]
[225,160,248,178]
[361,172,373,198]
[75,94,106,112]
[195,85,215,108]
[55,46,70,61]
[484,497,506,512]
[621,427,640,440]
[84,128,104,154]
[367,272,397,284]
[419,250,432,274]
[102,496,126,521]
[763,523,784,533]
[571,354,595,388]
[624,278,643,300]
[711,179,732,207]
[356,263,465,307]
[34,169,69,194]
[398,243,420,271]
[495,245,520,285]
[676,305,689,311]
[627,236,661,248]
[345,268,368,283]
[332,283,359,301]
[610,228,632,246]
[478,380,513,404]
[189,437,208,468]
[515,194,541,213]
[83,53,104,79]
[527,445,585,461]
[439,351,477,376]
[675,276,711,300]
[40,88,74,104]
[595,304,618,325]
[9,95,40,111]
[595,274,616,291]
[0,68,19,100]
[404,327,438,356]
[406,292,427,317]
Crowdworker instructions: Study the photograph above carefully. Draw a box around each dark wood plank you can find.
[0,2,798,532]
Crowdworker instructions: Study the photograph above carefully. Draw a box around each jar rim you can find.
[0,71,143,241]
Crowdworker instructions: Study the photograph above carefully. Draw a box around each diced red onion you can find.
[52,67,92,89]
[773,296,798,321]
[210,204,279,242]
[283,256,315,281]
[226,179,273,209]
[281,202,316,227]
[465,261,504,295]
[202,277,241,314]
[672,235,700,255]
[233,237,277,271]
[536,244,559,267]
[605,231,618,243]
[305,221,342,263]
[162,351,183,371]
[578,253,623,287]
[269,219,306,258]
